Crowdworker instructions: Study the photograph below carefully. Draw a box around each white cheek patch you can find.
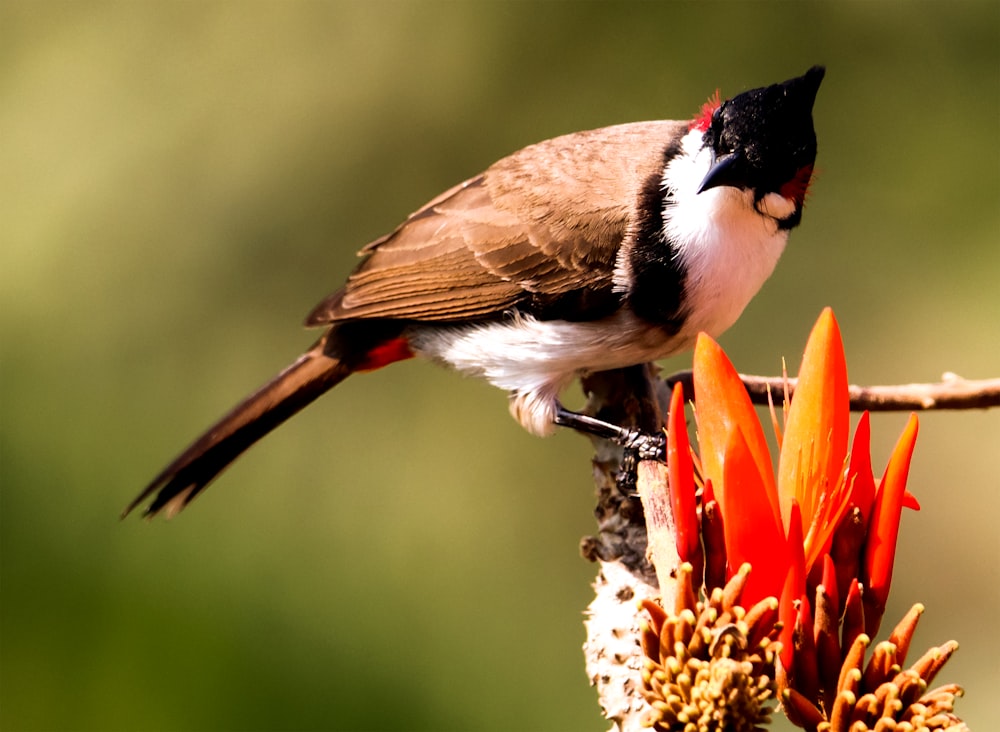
[758,192,796,221]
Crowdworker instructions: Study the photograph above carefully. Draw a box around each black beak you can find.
[697,152,746,194]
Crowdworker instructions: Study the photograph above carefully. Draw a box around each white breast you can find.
[662,128,790,340]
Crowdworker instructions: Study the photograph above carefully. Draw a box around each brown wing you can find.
[305,120,688,325]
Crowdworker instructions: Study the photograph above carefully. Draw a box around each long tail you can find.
[123,340,352,519]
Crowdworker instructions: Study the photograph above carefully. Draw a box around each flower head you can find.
[665,309,921,677]
[682,310,918,619]
[639,564,782,732]
[646,308,966,729]
[782,603,966,731]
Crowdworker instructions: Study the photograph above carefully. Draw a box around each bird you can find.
[124,66,825,519]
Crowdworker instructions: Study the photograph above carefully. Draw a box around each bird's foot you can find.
[553,406,665,462]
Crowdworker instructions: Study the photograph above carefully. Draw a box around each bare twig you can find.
[663,372,1000,412]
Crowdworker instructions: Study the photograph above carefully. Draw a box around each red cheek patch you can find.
[779,164,815,206]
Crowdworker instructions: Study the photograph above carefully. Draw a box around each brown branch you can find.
[663,372,1000,412]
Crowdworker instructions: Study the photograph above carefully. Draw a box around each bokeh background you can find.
[2,2,997,730]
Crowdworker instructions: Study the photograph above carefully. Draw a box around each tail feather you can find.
[123,343,352,519]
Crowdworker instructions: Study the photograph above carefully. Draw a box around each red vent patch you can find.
[356,337,415,372]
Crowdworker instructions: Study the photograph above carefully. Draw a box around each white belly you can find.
[409,310,686,436]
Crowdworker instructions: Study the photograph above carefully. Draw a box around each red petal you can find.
[793,594,820,704]
[702,487,728,593]
[722,428,788,605]
[786,500,807,606]
[841,579,865,657]
[693,334,778,523]
[820,553,839,614]
[777,308,849,533]
[778,502,808,680]
[847,411,876,522]
[863,413,919,636]
[666,382,700,568]
[779,572,802,675]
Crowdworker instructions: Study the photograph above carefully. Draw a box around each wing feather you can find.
[306,120,687,326]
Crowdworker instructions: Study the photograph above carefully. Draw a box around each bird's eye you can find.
[701,106,725,146]
[711,106,724,131]
[709,107,731,152]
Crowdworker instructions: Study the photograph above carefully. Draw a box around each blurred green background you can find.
[2,2,997,730]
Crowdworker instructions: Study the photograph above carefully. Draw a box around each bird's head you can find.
[695,66,825,228]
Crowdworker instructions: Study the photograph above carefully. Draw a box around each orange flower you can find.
[666,308,920,670]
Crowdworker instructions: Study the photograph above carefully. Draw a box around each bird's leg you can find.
[554,405,666,462]
[617,447,640,496]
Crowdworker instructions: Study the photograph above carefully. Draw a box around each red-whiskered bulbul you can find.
[125,66,824,519]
